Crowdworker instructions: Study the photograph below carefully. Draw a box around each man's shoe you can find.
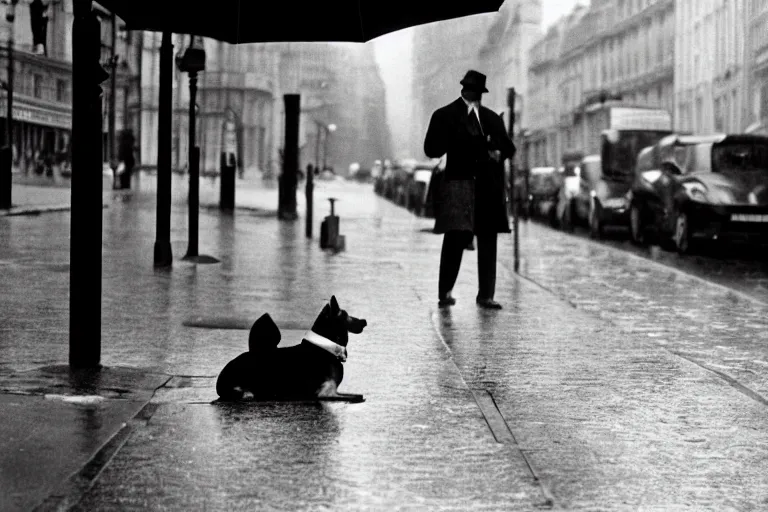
[476,298,502,309]
[438,295,456,307]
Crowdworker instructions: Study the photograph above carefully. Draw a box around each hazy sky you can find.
[541,0,586,30]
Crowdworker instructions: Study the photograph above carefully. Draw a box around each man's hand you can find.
[488,149,502,162]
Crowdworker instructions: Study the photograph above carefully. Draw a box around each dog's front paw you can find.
[242,390,255,401]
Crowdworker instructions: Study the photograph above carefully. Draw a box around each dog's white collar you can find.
[302,330,347,362]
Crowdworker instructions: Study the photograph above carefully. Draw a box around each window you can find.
[33,74,43,98]
[56,79,68,102]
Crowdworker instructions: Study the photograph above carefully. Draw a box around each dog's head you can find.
[310,295,367,347]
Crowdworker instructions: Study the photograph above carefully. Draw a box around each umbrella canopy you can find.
[95,0,504,43]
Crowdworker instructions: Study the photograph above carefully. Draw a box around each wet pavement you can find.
[1,174,768,510]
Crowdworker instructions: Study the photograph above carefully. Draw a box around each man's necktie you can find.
[468,109,483,136]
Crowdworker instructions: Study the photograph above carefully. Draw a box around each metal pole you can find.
[7,8,13,151]
[184,71,199,258]
[70,0,104,368]
[0,4,15,209]
[154,31,173,267]
[108,12,117,188]
[507,87,519,273]
[306,123,321,238]
[278,94,299,220]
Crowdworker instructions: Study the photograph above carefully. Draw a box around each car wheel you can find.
[629,202,646,246]
[673,210,692,254]
[548,203,559,228]
[561,198,575,232]
[589,201,603,239]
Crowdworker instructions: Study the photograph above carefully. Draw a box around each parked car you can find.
[528,166,561,225]
[423,155,447,219]
[555,160,583,231]
[374,159,393,196]
[391,162,414,206]
[406,159,441,215]
[628,133,768,253]
[573,155,602,227]
[589,127,673,238]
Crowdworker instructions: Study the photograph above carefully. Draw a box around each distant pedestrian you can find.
[424,70,516,309]
[118,129,136,189]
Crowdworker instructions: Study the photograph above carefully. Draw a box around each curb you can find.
[0,204,109,217]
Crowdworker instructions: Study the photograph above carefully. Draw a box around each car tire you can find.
[629,202,646,246]
[673,210,693,255]
[589,201,603,239]
[562,198,575,232]
[548,203,559,228]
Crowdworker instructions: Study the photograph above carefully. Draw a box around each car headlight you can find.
[602,197,628,209]
[641,170,662,184]
[683,182,708,202]
[707,186,735,205]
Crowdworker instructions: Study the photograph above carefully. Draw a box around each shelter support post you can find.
[154,31,173,267]
[278,94,299,220]
[70,0,107,368]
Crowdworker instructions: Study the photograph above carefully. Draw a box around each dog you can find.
[215,296,367,402]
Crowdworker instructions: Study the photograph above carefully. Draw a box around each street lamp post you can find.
[0,0,18,210]
[507,87,519,273]
[176,39,217,264]
[306,120,334,238]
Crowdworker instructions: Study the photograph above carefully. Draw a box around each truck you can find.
[574,104,673,238]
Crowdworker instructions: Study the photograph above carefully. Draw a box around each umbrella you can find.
[95,0,504,43]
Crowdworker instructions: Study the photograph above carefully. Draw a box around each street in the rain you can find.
[4,0,768,510]
[1,173,767,510]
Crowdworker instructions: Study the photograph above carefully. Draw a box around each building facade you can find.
[132,38,389,177]
[526,21,564,168]
[0,0,76,175]
[273,42,390,176]
[131,34,280,177]
[745,0,768,133]
[478,0,542,144]
[675,0,746,134]
[525,0,675,167]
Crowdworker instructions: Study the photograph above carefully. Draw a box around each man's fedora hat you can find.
[460,70,489,93]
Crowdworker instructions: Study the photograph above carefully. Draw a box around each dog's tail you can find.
[248,313,281,352]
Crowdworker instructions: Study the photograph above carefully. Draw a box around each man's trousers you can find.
[438,230,498,301]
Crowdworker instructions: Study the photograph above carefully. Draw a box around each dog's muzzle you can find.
[302,330,348,362]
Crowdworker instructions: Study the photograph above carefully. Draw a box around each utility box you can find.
[320,197,345,251]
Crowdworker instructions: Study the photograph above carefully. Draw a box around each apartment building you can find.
[675,0,745,134]
[525,0,675,167]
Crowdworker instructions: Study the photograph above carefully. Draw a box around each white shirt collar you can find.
[462,97,483,133]
[462,96,481,114]
[302,330,347,362]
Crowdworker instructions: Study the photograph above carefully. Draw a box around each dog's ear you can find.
[330,295,340,314]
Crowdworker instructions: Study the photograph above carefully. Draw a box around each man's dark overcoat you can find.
[424,97,516,234]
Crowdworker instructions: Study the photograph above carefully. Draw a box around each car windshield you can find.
[712,143,768,174]
[606,130,671,180]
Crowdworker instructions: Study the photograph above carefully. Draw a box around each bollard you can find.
[220,153,236,211]
[320,197,345,251]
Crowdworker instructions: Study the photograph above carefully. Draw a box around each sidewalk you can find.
[1,178,767,510]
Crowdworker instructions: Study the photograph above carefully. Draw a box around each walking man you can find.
[424,70,516,309]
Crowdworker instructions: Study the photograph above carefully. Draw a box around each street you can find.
[1,177,768,510]
[540,220,768,304]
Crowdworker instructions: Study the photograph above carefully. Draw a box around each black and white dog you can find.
[216,296,367,402]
